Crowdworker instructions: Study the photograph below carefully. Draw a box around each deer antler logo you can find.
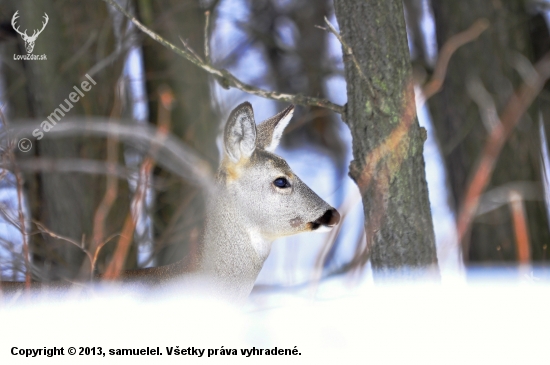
[11,11,49,54]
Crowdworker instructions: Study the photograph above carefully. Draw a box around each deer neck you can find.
[198,186,272,300]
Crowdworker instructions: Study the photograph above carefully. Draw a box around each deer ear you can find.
[256,105,294,152]
[224,102,257,163]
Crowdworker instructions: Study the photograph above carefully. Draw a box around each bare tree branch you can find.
[317,16,375,98]
[34,221,119,280]
[102,0,345,114]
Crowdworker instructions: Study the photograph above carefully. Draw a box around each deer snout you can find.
[311,208,340,231]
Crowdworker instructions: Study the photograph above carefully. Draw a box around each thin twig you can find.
[34,220,119,280]
[102,0,345,114]
[0,203,22,231]
[179,36,204,64]
[34,221,93,267]
[90,233,121,271]
[34,221,85,250]
[317,16,375,98]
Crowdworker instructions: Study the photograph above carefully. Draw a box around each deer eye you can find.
[273,177,291,188]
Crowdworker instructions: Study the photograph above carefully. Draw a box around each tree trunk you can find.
[428,0,550,263]
[1,0,134,280]
[333,0,438,278]
[136,0,218,266]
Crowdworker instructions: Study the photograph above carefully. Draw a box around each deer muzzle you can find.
[310,208,340,231]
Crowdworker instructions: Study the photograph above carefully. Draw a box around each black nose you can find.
[313,208,340,228]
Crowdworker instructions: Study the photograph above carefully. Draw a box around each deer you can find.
[0,102,340,304]
[11,11,49,54]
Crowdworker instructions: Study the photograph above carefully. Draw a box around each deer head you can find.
[220,102,340,241]
[11,11,49,54]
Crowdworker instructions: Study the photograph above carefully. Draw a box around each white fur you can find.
[264,109,294,152]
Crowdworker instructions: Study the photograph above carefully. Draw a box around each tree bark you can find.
[333,0,438,278]
[429,0,550,263]
[136,0,218,266]
[1,0,134,280]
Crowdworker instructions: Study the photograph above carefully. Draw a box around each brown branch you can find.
[102,0,345,114]
[421,18,490,101]
[34,221,118,280]
[92,82,123,257]
[103,86,173,280]
[34,221,90,260]
[508,190,530,264]
[457,52,550,252]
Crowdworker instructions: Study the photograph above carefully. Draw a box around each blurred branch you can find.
[476,181,544,216]
[0,158,138,181]
[457,52,550,252]
[508,190,530,264]
[421,18,490,102]
[466,76,500,132]
[102,0,345,114]
[204,10,211,65]
[104,86,172,280]
[2,118,214,189]
[92,82,123,257]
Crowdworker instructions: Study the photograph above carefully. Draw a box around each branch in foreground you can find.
[2,118,214,189]
[102,0,345,114]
